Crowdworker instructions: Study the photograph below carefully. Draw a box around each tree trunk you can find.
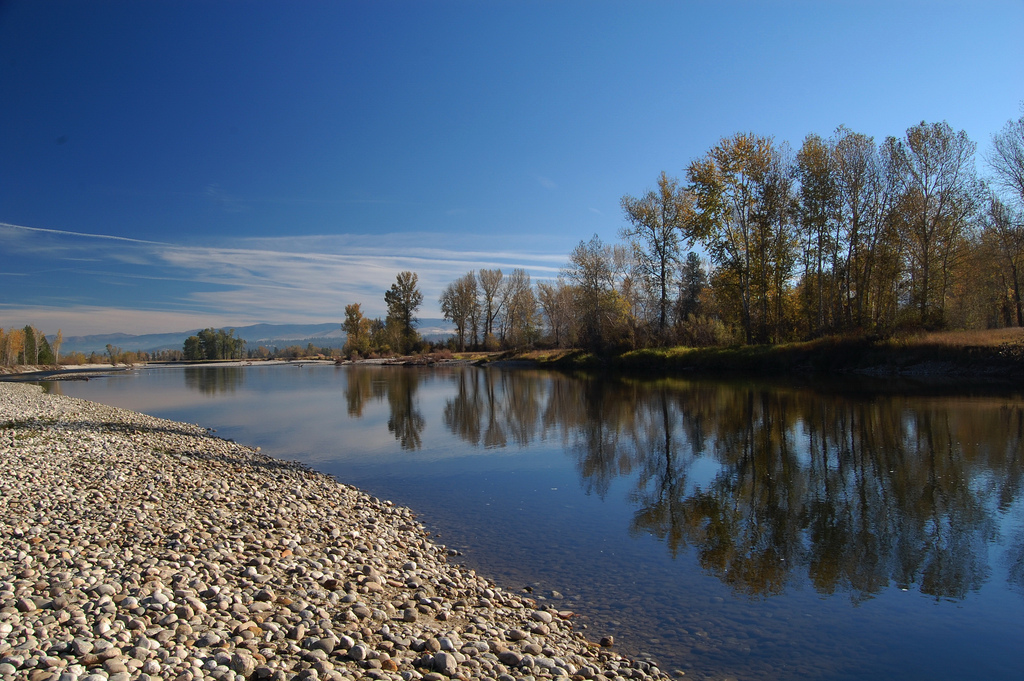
[1012,260,1023,327]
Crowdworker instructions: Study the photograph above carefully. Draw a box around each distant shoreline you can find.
[0,356,488,382]
[5,329,1024,385]
[0,359,338,381]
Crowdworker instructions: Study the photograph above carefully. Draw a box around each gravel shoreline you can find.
[0,383,672,681]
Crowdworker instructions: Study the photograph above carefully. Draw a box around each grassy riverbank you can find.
[485,329,1024,381]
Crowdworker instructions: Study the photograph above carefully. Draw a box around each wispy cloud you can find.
[537,175,558,190]
[0,222,572,335]
[204,184,251,213]
[0,304,257,337]
[0,221,166,247]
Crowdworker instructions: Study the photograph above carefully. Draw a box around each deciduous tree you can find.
[499,268,538,350]
[343,303,372,357]
[440,272,480,352]
[796,133,839,335]
[478,269,504,349]
[5,328,24,366]
[537,278,575,348]
[988,113,1024,209]
[565,235,631,350]
[53,329,63,365]
[830,126,902,332]
[686,133,796,343]
[106,343,121,366]
[620,171,692,336]
[980,192,1024,325]
[384,271,423,354]
[886,121,980,328]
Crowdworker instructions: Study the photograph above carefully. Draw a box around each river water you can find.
[44,364,1024,680]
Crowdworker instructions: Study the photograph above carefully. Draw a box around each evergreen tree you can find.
[22,325,36,365]
[38,336,55,364]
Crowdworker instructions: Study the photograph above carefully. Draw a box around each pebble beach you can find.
[0,382,671,681]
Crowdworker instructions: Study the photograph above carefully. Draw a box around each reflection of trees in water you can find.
[343,366,424,450]
[650,385,1024,600]
[442,369,544,449]
[387,370,424,450]
[567,380,634,498]
[183,367,244,394]
[1000,406,1024,595]
[1007,529,1024,595]
[443,370,482,444]
[344,366,388,417]
[786,397,1000,601]
[345,365,1024,599]
[628,390,691,558]
[439,369,1024,601]
[600,386,798,595]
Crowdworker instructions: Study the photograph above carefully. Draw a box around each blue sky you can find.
[2,0,1022,335]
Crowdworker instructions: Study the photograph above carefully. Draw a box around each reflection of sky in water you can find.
[47,365,1024,681]
[682,454,723,493]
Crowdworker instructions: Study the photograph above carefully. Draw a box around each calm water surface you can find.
[45,365,1024,680]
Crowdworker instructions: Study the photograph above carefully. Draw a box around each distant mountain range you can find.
[59,319,455,355]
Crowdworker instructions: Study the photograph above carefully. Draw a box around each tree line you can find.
[612,116,1024,347]
[0,326,62,367]
[0,325,204,367]
[181,327,344,361]
[344,114,1024,356]
[676,120,1001,344]
[343,271,430,358]
[1,323,342,367]
[12,116,1020,364]
[182,327,247,361]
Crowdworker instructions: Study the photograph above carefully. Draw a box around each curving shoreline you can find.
[0,383,671,681]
